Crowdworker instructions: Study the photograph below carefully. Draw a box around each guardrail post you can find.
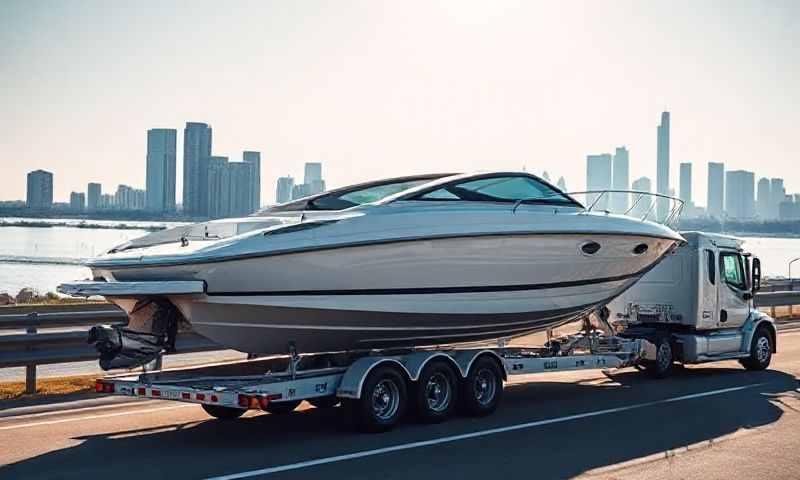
[790,282,795,318]
[25,312,38,394]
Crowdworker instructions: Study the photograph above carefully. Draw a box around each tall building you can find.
[707,162,725,218]
[26,170,53,209]
[679,163,692,206]
[611,146,629,213]
[87,183,102,211]
[586,153,612,210]
[113,185,145,210]
[756,178,771,219]
[304,162,325,195]
[146,128,177,213]
[69,192,85,212]
[183,122,213,216]
[770,178,785,219]
[292,183,312,200]
[557,177,567,192]
[229,161,255,217]
[276,176,294,204]
[631,177,652,218]
[656,112,670,221]
[206,156,230,219]
[243,151,261,211]
[725,170,755,219]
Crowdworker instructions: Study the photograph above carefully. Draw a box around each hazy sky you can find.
[1,0,798,206]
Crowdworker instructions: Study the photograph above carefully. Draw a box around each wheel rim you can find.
[756,336,770,363]
[657,342,672,371]
[372,378,400,421]
[473,368,497,406]
[425,372,452,413]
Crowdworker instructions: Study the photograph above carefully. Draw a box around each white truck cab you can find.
[607,231,776,376]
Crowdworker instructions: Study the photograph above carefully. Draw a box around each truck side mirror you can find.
[752,257,761,292]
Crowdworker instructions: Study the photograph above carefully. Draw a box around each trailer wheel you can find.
[348,365,408,433]
[308,395,340,409]
[645,336,674,379]
[414,360,458,423]
[740,327,772,371]
[202,404,246,420]
[459,356,503,417]
[265,399,302,415]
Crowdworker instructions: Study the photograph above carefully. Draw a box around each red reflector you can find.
[104,383,115,393]
[137,387,146,396]
[95,381,104,393]
[258,396,269,410]
[151,389,161,397]
[196,393,206,401]
[181,393,190,400]
[210,395,218,403]
[238,394,251,408]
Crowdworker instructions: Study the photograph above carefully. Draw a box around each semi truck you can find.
[91,232,775,432]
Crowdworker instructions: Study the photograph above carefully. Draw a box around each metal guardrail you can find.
[0,303,220,394]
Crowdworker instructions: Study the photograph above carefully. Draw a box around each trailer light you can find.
[137,387,146,396]
[95,381,104,393]
[95,381,115,393]
[258,396,269,410]
[181,393,191,400]
[210,395,218,403]
[105,383,115,393]
[238,394,251,408]
[151,389,161,397]
[196,393,206,401]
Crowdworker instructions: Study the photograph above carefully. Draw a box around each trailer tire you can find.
[202,404,246,420]
[740,327,772,371]
[644,336,674,379]
[308,395,340,409]
[265,399,302,415]
[459,356,503,417]
[349,365,408,433]
[414,360,458,423]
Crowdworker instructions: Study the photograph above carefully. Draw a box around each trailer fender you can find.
[451,349,508,381]
[336,356,412,399]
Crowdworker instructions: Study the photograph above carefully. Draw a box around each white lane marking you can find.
[205,383,763,480]
[0,404,195,431]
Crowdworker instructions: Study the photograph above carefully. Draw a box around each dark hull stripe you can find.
[206,271,639,297]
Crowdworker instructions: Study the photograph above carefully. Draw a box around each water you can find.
[0,218,799,295]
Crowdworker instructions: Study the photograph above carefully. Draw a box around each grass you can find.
[0,374,97,401]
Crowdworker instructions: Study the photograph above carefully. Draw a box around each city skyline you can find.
[2,2,798,206]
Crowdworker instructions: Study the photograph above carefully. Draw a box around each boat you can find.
[59,172,685,370]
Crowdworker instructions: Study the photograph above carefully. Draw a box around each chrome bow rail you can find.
[559,190,684,227]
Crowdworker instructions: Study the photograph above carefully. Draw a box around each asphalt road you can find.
[1,330,799,480]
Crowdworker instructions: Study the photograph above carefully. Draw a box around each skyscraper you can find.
[679,163,692,206]
[611,146,629,212]
[69,192,85,212]
[243,151,261,212]
[586,153,612,210]
[707,162,725,218]
[206,156,230,219]
[656,111,670,221]
[146,128,177,213]
[631,177,652,218]
[304,162,325,195]
[26,170,53,209]
[183,122,212,216]
[756,178,771,219]
[725,170,755,219]
[87,183,101,211]
[276,176,294,204]
[770,178,785,219]
[228,161,254,216]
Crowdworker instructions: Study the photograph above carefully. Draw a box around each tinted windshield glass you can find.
[309,179,433,210]
[414,176,572,203]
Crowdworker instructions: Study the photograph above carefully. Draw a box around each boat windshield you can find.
[309,179,433,210]
[409,175,576,205]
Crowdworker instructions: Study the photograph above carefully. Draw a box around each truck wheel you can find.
[265,399,302,414]
[645,336,674,379]
[309,395,340,409]
[459,356,503,416]
[349,365,408,433]
[740,327,772,371]
[202,404,246,420]
[414,360,458,423]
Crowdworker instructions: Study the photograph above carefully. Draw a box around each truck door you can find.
[717,251,750,329]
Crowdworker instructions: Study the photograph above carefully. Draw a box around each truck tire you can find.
[458,356,503,416]
[740,327,772,371]
[644,336,674,379]
[265,399,302,414]
[202,404,246,420]
[348,365,408,433]
[308,395,340,409]
[414,360,458,423]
